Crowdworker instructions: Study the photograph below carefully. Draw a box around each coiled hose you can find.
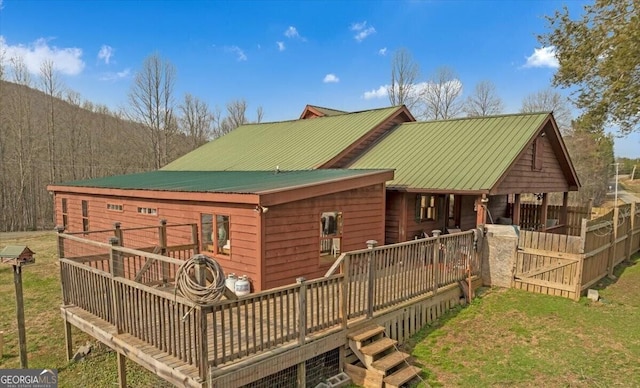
[175,254,226,305]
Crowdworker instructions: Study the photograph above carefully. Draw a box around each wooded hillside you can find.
[0,80,193,231]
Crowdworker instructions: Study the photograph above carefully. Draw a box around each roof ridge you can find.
[400,111,551,125]
[308,105,348,114]
[239,106,400,127]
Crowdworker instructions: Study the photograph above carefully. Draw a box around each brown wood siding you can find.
[384,191,402,244]
[53,193,263,289]
[495,134,570,194]
[459,196,478,230]
[262,183,385,289]
[487,195,509,222]
[401,193,447,240]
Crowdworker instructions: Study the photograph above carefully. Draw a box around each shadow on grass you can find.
[588,253,640,292]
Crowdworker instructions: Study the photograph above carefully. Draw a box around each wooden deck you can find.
[59,230,481,387]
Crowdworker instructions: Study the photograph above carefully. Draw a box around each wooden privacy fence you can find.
[519,202,591,236]
[514,202,640,300]
[59,229,480,381]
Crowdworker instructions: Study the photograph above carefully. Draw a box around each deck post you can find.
[560,192,569,230]
[296,360,307,388]
[607,207,619,277]
[432,231,441,294]
[366,240,377,319]
[113,222,123,247]
[340,255,349,329]
[109,237,122,333]
[56,226,73,361]
[540,193,549,231]
[198,306,209,382]
[191,223,200,254]
[159,219,169,283]
[117,352,127,388]
[297,277,307,344]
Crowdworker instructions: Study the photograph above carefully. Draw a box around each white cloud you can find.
[0,0,4,10]
[226,45,247,61]
[351,21,376,42]
[277,41,285,51]
[0,36,85,75]
[97,45,113,64]
[363,85,389,100]
[284,26,306,41]
[523,46,559,68]
[378,47,387,56]
[99,68,131,81]
[323,73,339,83]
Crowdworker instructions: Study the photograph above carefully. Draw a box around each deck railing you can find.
[59,228,481,380]
[326,229,480,319]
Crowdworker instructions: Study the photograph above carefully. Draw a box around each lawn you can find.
[2,232,639,387]
[0,232,169,387]
[408,253,640,387]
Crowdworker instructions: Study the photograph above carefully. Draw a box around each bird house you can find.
[0,245,36,267]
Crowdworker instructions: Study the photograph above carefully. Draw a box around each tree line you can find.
[0,53,261,232]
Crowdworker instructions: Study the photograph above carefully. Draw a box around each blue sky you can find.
[0,0,638,157]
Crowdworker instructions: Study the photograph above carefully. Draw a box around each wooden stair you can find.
[345,325,421,388]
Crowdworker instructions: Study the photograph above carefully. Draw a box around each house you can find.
[48,104,580,290]
[48,169,392,290]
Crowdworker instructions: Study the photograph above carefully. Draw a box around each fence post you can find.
[159,219,169,282]
[340,255,349,329]
[55,226,74,361]
[366,240,377,319]
[199,306,209,382]
[109,237,122,334]
[626,203,636,262]
[607,207,619,277]
[297,277,307,344]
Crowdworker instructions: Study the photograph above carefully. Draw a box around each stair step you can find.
[348,325,385,342]
[360,337,397,357]
[371,351,410,372]
[383,365,422,388]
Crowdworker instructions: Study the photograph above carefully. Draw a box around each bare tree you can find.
[520,88,572,133]
[388,48,421,110]
[40,60,64,183]
[127,53,177,169]
[463,80,503,117]
[420,66,463,120]
[179,93,213,149]
[256,105,264,124]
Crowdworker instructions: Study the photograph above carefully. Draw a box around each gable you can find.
[349,113,556,193]
[163,106,403,171]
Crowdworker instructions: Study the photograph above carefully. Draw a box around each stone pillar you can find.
[481,224,519,287]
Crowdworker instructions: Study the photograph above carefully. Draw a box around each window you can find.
[81,200,89,232]
[416,194,438,222]
[61,198,68,229]
[107,203,123,212]
[201,213,230,256]
[137,207,157,215]
[532,137,544,171]
[320,211,342,257]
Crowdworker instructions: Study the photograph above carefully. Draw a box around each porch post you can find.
[560,192,569,229]
[513,194,521,227]
[475,196,487,227]
[540,193,549,231]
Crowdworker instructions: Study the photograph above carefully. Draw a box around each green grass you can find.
[0,232,169,387]
[407,253,640,387]
[3,232,640,387]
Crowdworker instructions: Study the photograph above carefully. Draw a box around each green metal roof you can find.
[0,245,30,258]
[309,105,347,116]
[163,106,401,171]
[55,170,390,194]
[350,112,550,192]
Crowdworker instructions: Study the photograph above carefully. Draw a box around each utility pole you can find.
[614,162,619,208]
[631,165,636,181]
